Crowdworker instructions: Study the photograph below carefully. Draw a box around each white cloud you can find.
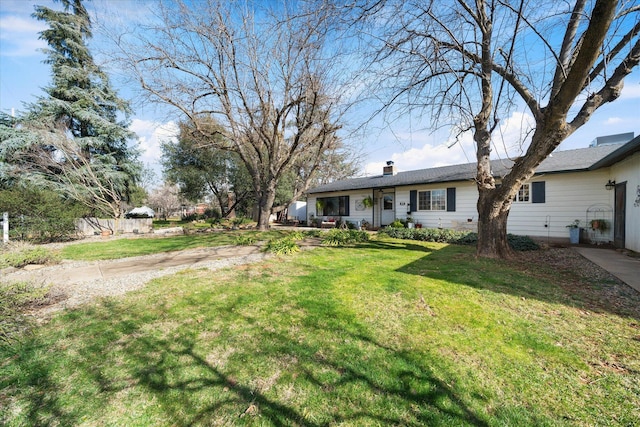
[0,3,49,57]
[361,111,535,175]
[604,117,623,125]
[0,15,48,56]
[495,111,535,156]
[130,119,178,167]
[0,15,44,33]
[620,81,640,100]
[362,135,474,176]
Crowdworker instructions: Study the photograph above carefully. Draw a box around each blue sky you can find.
[1,0,639,186]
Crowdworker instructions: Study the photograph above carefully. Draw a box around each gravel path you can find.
[32,251,271,318]
[1,240,278,319]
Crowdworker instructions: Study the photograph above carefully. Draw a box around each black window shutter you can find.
[446,187,456,211]
[409,190,417,212]
[532,181,545,203]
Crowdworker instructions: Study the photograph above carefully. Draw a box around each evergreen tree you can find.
[161,120,254,218]
[1,0,140,218]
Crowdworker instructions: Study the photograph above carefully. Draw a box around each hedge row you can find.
[379,227,539,251]
[321,229,370,246]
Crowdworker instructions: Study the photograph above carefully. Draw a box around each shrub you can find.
[322,229,370,246]
[182,213,198,222]
[505,234,540,251]
[381,227,470,243]
[287,231,306,241]
[231,217,254,225]
[263,237,300,255]
[388,219,405,228]
[378,227,539,251]
[0,244,60,269]
[235,234,257,245]
[0,186,86,243]
[203,208,221,219]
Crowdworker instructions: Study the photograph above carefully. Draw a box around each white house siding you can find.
[309,163,636,247]
[394,173,615,240]
[287,201,307,221]
[395,182,478,229]
[508,170,613,241]
[611,151,640,251]
[394,171,620,242]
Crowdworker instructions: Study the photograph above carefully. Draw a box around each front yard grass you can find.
[2,238,639,426]
[59,230,291,261]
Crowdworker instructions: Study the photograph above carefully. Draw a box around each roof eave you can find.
[588,134,640,170]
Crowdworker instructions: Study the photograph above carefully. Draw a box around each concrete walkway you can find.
[573,247,640,293]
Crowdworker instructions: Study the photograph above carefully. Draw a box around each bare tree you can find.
[357,0,639,258]
[116,0,346,230]
[147,183,184,221]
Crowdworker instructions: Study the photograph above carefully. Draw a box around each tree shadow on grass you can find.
[0,275,514,426]
[117,315,496,426]
[102,264,560,426]
[180,344,479,425]
[393,242,640,321]
[4,240,632,426]
[0,349,79,426]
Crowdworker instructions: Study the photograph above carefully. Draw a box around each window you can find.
[383,195,393,210]
[317,196,349,216]
[418,189,446,211]
[514,184,530,202]
[410,188,456,212]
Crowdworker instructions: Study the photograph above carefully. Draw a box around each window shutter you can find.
[532,181,545,203]
[409,190,417,212]
[446,187,456,211]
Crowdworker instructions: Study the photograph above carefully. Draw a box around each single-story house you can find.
[307,133,640,252]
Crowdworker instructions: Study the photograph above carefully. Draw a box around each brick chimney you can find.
[383,160,397,176]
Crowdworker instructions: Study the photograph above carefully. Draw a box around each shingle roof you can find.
[307,141,628,194]
[589,134,640,169]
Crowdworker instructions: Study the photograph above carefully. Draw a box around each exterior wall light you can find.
[605,179,616,190]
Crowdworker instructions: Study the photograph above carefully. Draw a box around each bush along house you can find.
[306,133,640,252]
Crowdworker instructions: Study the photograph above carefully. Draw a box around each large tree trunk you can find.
[476,189,516,259]
[255,182,277,231]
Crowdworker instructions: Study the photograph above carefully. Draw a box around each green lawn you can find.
[60,230,290,261]
[2,238,639,426]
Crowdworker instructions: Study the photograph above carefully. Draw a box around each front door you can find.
[380,192,395,226]
[614,182,626,248]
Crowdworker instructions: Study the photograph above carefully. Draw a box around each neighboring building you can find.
[125,206,155,218]
[307,133,640,252]
[287,201,307,222]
